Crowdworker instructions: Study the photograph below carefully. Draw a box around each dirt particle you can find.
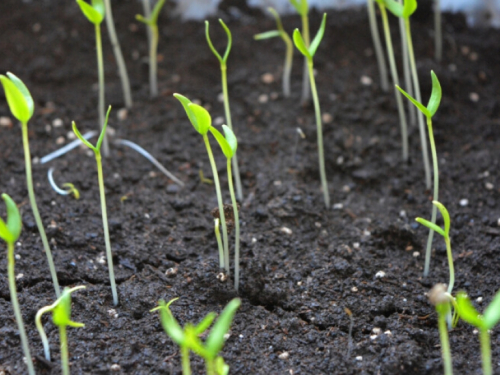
[261,73,274,84]
[485,182,494,190]
[355,356,363,361]
[0,116,12,127]
[278,351,289,360]
[460,199,469,207]
[258,94,269,103]
[117,108,128,121]
[110,364,121,371]
[413,251,420,258]
[108,309,119,319]
[56,136,65,145]
[165,268,178,277]
[360,75,372,86]
[375,271,386,278]
[280,227,293,235]
[469,92,479,102]
[351,287,358,292]
[16,273,24,280]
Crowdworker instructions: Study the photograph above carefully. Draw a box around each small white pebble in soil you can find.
[363,230,371,237]
[51,201,56,206]
[16,242,22,247]
[342,185,351,193]
[448,64,457,72]
[315,222,322,228]
[280,227,293,235]
[16,273,24,280]
[217,93,224,103]
[413,251,420,258]
[97,256,106,264]
[469,92,480,102]
[32,157,40,164]
[476,296,483,304]
[353,242,360,249]
[258,94,269,104]
[372,327,382,335]
[223,333,231,340]
[106,126,116,137]
[333,203,343,210]
[67,131,76,140]
[52,118,63,127]
[497,218,500,227]
[459,199,469,207]
[0,116,12,127]
[165,267,178,277]
[117,108,128,121]
[360,75,372,86]
[86,150,93,157]
[15,254,21,260]
[400,210,407,218]
[261,73,274,84]
[485,182,494,190]
[473,329,479,335]
[297,281,302,286]
[355,356,363,361]
[384,330,393,336]
[336,156,344,165]
[217,272,228,282]
[213,116,224,126]
[108,309,119,319]
[375,271,386,279]
[252,237,257,244]
[110,364,121,372]
[51,238,57,246]
[144,213,150,219]
[56,136,65,145]
[149,171,157,178]
[322,113,333,124]
[351,286,358,292]
[239,334,244,338]
[279,351,290,360]
[113,173,120,179]
[45,124,52,133]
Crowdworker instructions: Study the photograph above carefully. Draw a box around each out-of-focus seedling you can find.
[0,194,35,375]
[367,0,389,92]
[254,7,293,97]
[48,167,80,199]
[214,218,224,269]
[289,0,310,104]
[72,107,118,305]
[0,72,61,297]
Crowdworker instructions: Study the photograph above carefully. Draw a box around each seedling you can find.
[293,13,330,208]
[397,71,442,277]
[48,167,80,199]
[0,72,61,297]
[75,0,110,156]
[0,194,35,375]
[152,297,241,375]
[254,7,293,97]
[136,0,167,98]
[289,0,310,104]
[174,94,229,273]
[367,0,389,92]
[72,106,118,305]
[456,289,500,375]
[375,0,409,161]
[428,284,454,375]
[214,218,224,269]
[209,125,241,291]
[36,286,85,375]
[205,19,243,201]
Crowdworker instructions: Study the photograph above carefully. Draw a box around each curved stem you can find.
[181,345,192,375]
[437,307,453,375]
[22,123,60,297]
[444,237,454,295]
[149,24,159,98]
[480,328,492,375]
[95,24,109,157]
[300,13,311,104]
[283,36,293,98]
[367,0,389,92]
[227,159,240,291]
[60,325,69,375]
[35,305,54,361]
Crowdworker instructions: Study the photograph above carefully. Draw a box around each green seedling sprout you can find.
[205,19,243,201]
[428,284,454,375]
[209,125,241,291]
[455,290,500,375]
[63,183,81,199]
[136,0,167,98]
[367,0,389,92]
[375,0,409,161]
[289,0,311,104]
[254,7,293,97]
[384,0,432,190]
[174,94,229,273]
[434,0,442,62]
[397,71,442,277]
[214,218,224,269]
[75,0,110,157]
[0,72,61,297]
[36,286,85,375]
[152,297,241,375]
[72,106,118,305]
[293,13,330,208]
[0,194,35,375]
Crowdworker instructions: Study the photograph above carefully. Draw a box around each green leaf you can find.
[308,13,327,58]
[96,106,112,151]
[415,217,445,238]
[432,201,450,238]
[456,292,485,329]
[206,298,241,359]
[6,72,34,120]
[382,0,403,18]
[173,93,201,133]
[254,30,281,40]
[402,0,417,18]
[72,121,97,152]
[222,125,237,155]
[215,356,230,375]
[150,0,166,25]
[184,325,209,357]
[157,300,186,345]
[0,74,34,123]
[396,85,431,118]
[0,218,11,244]
[3,194,21,243]
[188,104,211,135]
[427,71,442,117]
[218,19,232,63]
[195,312,217,335]
[293,29,311,59]
[135,14,151,25]
[267,7,285,33]
[289,0,308,16]
[76,0,104,24]
[209,127,233,159]
[52,287,85,328]
[484,289,500,329]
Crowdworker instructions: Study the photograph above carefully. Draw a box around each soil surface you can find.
[1,0,500,374]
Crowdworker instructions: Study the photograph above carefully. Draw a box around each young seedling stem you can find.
[367,0,389,92]
[289,0,311,104]
[214,218,224,269]
[434,0,442,61]
[0,72,61,297]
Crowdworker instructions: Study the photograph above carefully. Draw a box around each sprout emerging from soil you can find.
[397,70,442,278]
[152,297,241,375]
[254,7,293,97]
[136,0,167,98]
[72,107,118,305]
[0,72,61,297]
[293,13,330,208]
[214,218,224,269]
[205,19,243,201]
[366,0,389,92]
[289,0,311,104]
[36,286,86,375]
[0,194,35,375]
[428,283,454,375]
[455,290,500,375]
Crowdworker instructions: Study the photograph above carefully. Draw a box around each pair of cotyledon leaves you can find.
[397,70,442,119]
[456,290,500,332]
[174,94,237,160]
[0,194,22,245]
[377,0,417,19]
[51,287,86,328]
[72,106,112,153]
[416,200,450,239]
[205,19,232,65]
[289,0,308,17]
[76,0,105,25]
[254,8,289,41]
[0,72,34,124]
[136,0,166,26]
[293,13,327,60]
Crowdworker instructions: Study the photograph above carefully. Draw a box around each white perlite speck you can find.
[375,271,386,278]
[459,199,469,207]
[279,351,290,360]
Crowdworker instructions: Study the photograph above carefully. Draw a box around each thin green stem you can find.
[367,0,389,92]
[300,13,311,104]
[181,345,192,375]
[7,242,35,375]
[307,61,330,208]
[214,219,224,269]
[379,4,408,161]
[227,159,240,291]
[405,18,431,191]
[434,0,442,62]
[60,325,69,375]
[480,328,492,375]
[206,358,216,375]
[221,64,243,201]
[150,24,159,98]
[141,0,152,45]
[36,305,54,361]
[437,307,453,375]
[95,24,109,157]
[22,122,60,297]
[445,237,454,295]
[203,134,229,274]
[95,151,118,305]
[283,36,293,98]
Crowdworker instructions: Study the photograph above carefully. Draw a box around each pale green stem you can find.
[95,24,109,157]
[437,305,453,375]
[445,237,454,295]
[480,328,492,375]
[181,345,192,375]
[300,13,311,104]
[206,358,216,375]
[35,305,54,361]
[367,0,389,92]
[405,18,432,190]
[307,61,330,208]
[221,64,243,201]
[7,242,35,375]
[22,122,60,297]
[149,24,159,98]
[60,325,69,375]
[95,151,118,305]
[424,116,439,277]
[104,0,133,108]
[227,159,240,291]
[434,0,442,62]
[203,134,229,274]
[283,36,293,98]
[379,4,408,161]
[141,0,152,45]
[214,219,224,269]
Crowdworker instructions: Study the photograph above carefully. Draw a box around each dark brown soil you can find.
[1,0,500,374]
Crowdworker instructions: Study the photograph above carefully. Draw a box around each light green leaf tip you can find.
[396,84,431,118]
[52,286,86,328]
[0,73,34,123]
[254,30,281,40]
[151,0,167,24]
[402,0,417,18]
[188,103,211,135]
[415,217,445,238]
[432,200,450,238]
[96,105,112,152]
[293,29,311,59]
[209,126,233,159]
[484,289,500,329]
[308,13,327,58]
[0,194,22,244]
[427,71,442,117]
[222,125,237,155]
[76,0,104,24]
[173,93,201,134]
[206,298,241,359]
[381,0,403,18]
[456,291,485,329]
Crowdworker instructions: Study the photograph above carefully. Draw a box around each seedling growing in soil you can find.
[398,71,442,278]
[366,0,389,92]
[293,13,330,208]
[455,289,500,375]
[428,284,454,375]
[289,0,311,104]
[205,19,243,201]
[75,0,110,156]
[209,125,241,291]
[254,7,293,97]
[0,72,61,297]
[152,297,241,375]
[0,194,35,375]
[174,94,229,273]
[72,107,118,305]
[136,0,167,98]
[214,218,224,269]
